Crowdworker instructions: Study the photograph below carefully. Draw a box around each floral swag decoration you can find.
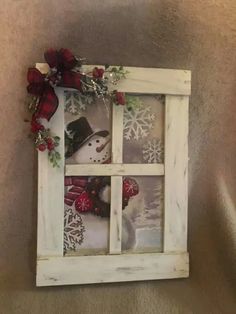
[27,48,133,167]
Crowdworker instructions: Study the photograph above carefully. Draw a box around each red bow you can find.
[27,48,82,121]
[45,48,81,90]
[44,48,78,71]
[27,68,58,121]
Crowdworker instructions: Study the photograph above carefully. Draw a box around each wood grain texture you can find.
[36,63,191,95]
[37,88,65,257]
[164,95,189,252]
[66,163,164,176]
[36,64,190,285]
[109,105,123,254]
[1,1,235,310]
[37,252,189,286]
[112,104,124,163]
[109,176,123,254]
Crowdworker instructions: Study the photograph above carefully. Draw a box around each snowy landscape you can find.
[122,176,164,253]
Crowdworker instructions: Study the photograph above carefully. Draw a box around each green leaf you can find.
[55,152,61,159]
[54,136,60,142]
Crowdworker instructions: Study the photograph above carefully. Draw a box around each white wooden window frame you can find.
[36,63,191,286]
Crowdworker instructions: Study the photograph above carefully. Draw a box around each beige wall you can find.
[0,1,235,313]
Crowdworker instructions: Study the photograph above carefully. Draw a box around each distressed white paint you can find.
[164,95,189,252]
[109,105,124,254]
[37,252,189,286]
[36,63,191,96]
[109,177,123,254]
[66,163,164,176]
[112,104,124,163]
[37,87,65,257]
[36,63,191,285]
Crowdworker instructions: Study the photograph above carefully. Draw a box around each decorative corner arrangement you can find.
[26,48,136,167]
[28,48,191,287]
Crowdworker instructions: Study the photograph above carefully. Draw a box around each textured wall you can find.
[0,1,236,313]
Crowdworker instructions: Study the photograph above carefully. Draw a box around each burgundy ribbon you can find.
[27,48,82,121]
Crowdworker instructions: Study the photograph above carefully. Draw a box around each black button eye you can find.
[96,140,100,143]
[88,143,92,146]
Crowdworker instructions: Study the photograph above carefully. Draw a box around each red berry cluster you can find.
[114,91,126,106]
[31,118,45,133]
[37,137,56,152]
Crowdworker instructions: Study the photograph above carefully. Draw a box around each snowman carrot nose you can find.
[96,139,110,153]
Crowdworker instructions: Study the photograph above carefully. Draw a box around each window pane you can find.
[122,176,163,253]
[64,176,110,255]
[123,95,165,163]
[64,92,112,164]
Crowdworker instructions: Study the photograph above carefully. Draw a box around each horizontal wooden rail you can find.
[65,163,164,177]
[36,63,191,96]
[37,252,189,286]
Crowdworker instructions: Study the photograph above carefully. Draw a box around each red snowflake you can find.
[74,191,93,213]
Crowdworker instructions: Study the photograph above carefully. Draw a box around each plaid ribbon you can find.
[27,68,58,121]
[27,49,81,121]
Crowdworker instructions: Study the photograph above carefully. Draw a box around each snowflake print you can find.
[64,207,85,252]
[64,91,94,115]
[123,104,155,140]
[142,138,164,163]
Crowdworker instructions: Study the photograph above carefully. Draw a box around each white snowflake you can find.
[142,138,164,163]
[64,207,85,252]
[123,105,155,140]
[64,91,94,115]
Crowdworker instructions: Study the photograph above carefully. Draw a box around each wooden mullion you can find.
[109,105,124,254]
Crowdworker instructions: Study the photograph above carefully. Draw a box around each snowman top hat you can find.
[65,117,109,158]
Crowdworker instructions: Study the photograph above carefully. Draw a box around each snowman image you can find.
[65,117,111,164]
[64,175,138,252]
[64,117,139,252]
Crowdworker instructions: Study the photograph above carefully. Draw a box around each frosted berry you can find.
[47,139,55,151]
[92,67,105,78]
[37,143,47,152]
[115,92,126,105]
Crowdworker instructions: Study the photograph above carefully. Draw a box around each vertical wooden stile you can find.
[164,95,189,252]
[37,87,65,257]
[109,105,124,254]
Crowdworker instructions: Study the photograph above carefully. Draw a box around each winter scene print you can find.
[64,176,111,255]
[64,176,141,255]
[123,95,165,163]
[64,92,112,164]
[62,92,164,255]
[122,176,163,253]
[63,93,113,255]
